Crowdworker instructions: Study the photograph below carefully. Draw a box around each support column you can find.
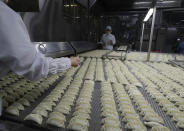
[147,6,157,61]
[140,22,145,52]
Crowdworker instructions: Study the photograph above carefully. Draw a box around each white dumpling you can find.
[11,102,24,110]
[37,103,53,111]
[177,121,184,129]
[101,124,121,131]
[101,118,120,127]
[17,98,30,106]
[144,122,164,127]
[5,106,19,116]
[46,117,65,128]
[125,121,146,131]
[49,112,66,122]
[23,94,35,102]
[150,126,170,131]
[32,109,48,117]
[68,122,88,131]
[72,112,90,120]
[24,114,43,125]
[70,116,89,127]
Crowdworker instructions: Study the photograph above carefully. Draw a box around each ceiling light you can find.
[143,8,154,22]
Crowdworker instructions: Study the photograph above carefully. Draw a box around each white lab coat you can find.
[101,33,116,50]
[0,1,71,81]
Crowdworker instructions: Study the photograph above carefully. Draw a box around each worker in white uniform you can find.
[0,0,80,81]
[101,26,116,50]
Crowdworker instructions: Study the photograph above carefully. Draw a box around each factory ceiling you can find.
[97,0,183,12]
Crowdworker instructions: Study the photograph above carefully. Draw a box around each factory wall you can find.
[99,10,184,53]
[20,0,89,42]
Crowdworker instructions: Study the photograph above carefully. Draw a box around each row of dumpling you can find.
[143,62,184,97]
[2,72,61,101]
[111,60,130,84]
[1,80,29,108]
[112,83,147,131]
[108,51,126,58]
[25,77,82,127]
[164,81,184,98]
[176,55,184,61]
[109,51,121,56]
[150,77,184,111]
[104,60,117,83]
[125,85,171,130]
[117,46,127,50]
[127,61,184,129]
[32,76,73,118]
[45,77,83,127]
[126,61,160,86]
[0,73,23,88]
[65,57,84,77]
[126,52,174,62]
[144,85,184,129]
[75,58,91,79]
[100,82,121,131]
[95,59,105,81]
[125,52,145,61]
[65,66,80,77]
[126,52,144,61]
[118,61,142,87]
[68,80,94,130]
[2,78,46,106]
[130,61,184,111]
[125,61,184,102]
[55,76,73,90]
[85,58,96,80]
[5,74,60,116]
[79,50,110,58]
[149,62,184,85]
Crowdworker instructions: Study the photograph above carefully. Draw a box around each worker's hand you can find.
[70,56,80,67]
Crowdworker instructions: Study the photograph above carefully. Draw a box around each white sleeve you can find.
[48,57,71,75]
[112,35,116,45]
[0,4,71,81]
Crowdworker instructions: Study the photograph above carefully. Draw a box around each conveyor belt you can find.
[2,76,66,130]
[2,76,63,123]
[125,62,183,131]
[88,82,101,131]
[1,57,184,131]
[169,60,184,71]
[1,59,87,131]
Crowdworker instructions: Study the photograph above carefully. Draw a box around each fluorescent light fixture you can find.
[64,4,77,7]
[158,1,176,4]
[134,2,151,5]
[143,8,154,22]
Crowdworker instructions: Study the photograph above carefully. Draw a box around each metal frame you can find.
[169,60,184,71]
[102,47,129,61]
[140,22,145,52]
[138,0,157,61]
[147,6,157,61]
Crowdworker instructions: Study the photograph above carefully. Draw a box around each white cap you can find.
[106,26,112,31]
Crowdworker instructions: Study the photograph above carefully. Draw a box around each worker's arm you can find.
[109,35,116,45]
[100,34,105,46]
[112,35,116,45]
[0,4,79,81]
